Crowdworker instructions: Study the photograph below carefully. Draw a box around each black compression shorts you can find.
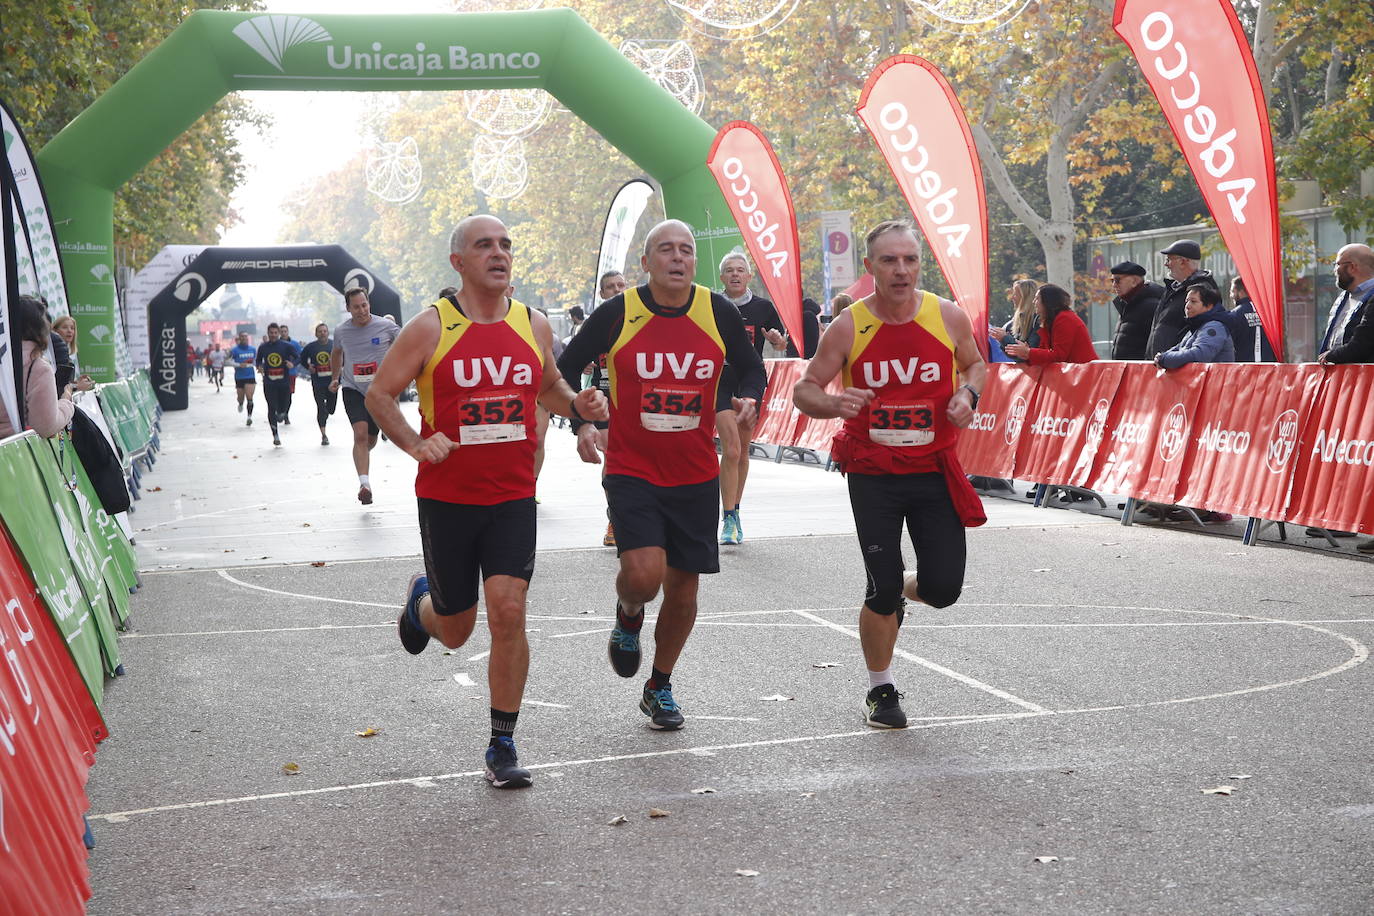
[603,474,719,574]
[418,496,537,614]
[847,471,965,614]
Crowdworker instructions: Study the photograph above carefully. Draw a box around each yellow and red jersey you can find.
[416,296,543,505]
[833,292,960,475]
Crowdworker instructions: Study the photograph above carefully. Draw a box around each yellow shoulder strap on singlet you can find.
[845,299,880,379]
[914,291,956,353]
[685,285,725,354]
[505,298,545,369]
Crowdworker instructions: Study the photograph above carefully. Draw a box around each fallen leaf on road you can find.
[356,727,380,738]
[691,787,715,795]
[1228,774,1253,780]
[302,522,312,527]
[310,561,326,567]
[761,694,794,702]
[1033,856,1059,864]
[608,815,628,826]
[812,662,842,669]
[146,486,162,492]
[648,808,670,818]
[1033,568,1052,573]
[282,762,301,776]
[734,869,760,878]
[799,792,815,799]
[1201,786,1235,796]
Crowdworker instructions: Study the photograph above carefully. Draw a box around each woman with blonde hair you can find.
[989,277,1040,348]
[50,314,95,390]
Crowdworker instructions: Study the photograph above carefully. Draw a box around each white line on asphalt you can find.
[691,715,762,722]
[215,569,395,607]
[467,651,490,662]
[90,713,1034,823]
[523,700,570,709]
[453,673,476,687]
[788,608,1052,714]
[120,623,391,638]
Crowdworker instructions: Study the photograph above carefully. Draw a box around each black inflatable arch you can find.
[150,245,401,410]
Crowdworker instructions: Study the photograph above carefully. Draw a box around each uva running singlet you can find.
[605,284,725,486]
[415,296,543,505]
[833,292,960,474]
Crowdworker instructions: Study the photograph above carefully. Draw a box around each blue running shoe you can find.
[608,604,642,678]
[398,574,430,655]
[484,736,533,789]
[720,513,740,545]
[640,684,685,730]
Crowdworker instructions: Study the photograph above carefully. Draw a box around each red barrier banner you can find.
[957,364,1041,478]
[1114,0,1284,358]
[0,527,102,913]
[1084,363,1205,502]
[1173,363,1323,518]
[706,122,804,348]
[1014,362,1127,486]
[856,55,989,347]
[793,375,846,452]
[1284,366,1374,533]
[753,360,804,446]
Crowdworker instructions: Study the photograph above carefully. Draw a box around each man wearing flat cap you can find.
[1146,239,1220,359]
[1108,261,1164,359]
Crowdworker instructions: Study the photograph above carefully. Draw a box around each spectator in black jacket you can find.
[1146,239,1219,358]
[1318,244,1374,366]
[798,297,821,359]
[1108,261,1163,359]
[1228,277,1277,362]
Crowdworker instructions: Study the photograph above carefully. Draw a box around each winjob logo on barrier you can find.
[1265,408,1299,473]
[1158,402,1189,462]
[1004,395,1027,446]
[1085,398,1111,449]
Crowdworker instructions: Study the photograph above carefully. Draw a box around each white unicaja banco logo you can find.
[233,15,332,72]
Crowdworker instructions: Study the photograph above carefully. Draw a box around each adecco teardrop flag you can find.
[1114,0,1284,359]
[706,121,804,348]
[856,55,989,345]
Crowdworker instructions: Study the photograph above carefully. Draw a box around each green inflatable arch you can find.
[37,9,741,382]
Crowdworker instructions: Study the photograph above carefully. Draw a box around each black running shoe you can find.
[865,684,908,729]
[484,736,533,788]
[607,605,641,678]
[397,574,430,655]
[640,684,685,730]
[272,435,281,446]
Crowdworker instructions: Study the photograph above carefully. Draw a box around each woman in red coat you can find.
[1002,284,1097,364]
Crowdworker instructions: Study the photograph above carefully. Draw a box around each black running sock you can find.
[616,603,643,632]
[490,708,519,741]
[246,401,254,416]
[646,667,671,690]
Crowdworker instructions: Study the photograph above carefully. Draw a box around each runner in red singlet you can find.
[794,220,988,729]
[366,214,608,788]
[557,219,766,731]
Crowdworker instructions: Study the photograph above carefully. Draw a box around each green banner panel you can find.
[39,9,743,382]
[0,437,106,707]
[50,436,135,625]
[25,436,123,677]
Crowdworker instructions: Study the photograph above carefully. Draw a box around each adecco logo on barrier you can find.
[1004,396,1027,446]
[1158,402,1189,462]
[1265,408,1300,473]
[969,410,996,432]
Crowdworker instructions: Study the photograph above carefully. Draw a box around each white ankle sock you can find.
[868,667,894,689]
[358,474,370,488]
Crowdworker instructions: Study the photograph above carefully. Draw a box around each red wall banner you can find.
[753,359,804,446]
[1082,362,1203,502]
[706,121,804,349]
[1174,363,1322,519]
[1015,362,1127,487]
[957,365,1041,479]
[1285,367,1374,533]
[0,528,103,914]
[1114,0,1284,358]
[856,55,990,347]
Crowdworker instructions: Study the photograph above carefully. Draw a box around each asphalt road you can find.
[83,378,1374,914]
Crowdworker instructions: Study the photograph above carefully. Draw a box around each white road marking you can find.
[453,673,476,687]
[215,569,394,607]
[523,700,570,709]
[691,715,761,722]
[789,608,1052,714]
[467,651,490,662]
[88,714,1026,823]
[121,623,391,638]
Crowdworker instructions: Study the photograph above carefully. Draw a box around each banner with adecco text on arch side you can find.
[956,364,1042,480]
[706,121,804,350]
[1114,0,1283,359]
[1284,366,1374,534]
[856,56,989,353]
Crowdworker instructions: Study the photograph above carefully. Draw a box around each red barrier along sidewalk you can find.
[958,364,1040,479]
[0,526,104,914]
[1175,364,1322,520]
[1016,362,1126,487]
[1285,366,1374,534]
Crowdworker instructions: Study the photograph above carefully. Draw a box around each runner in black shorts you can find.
[794,220,987,730]
[330,289,399,505]
[366,214,607,789]
[558,220,765,732]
